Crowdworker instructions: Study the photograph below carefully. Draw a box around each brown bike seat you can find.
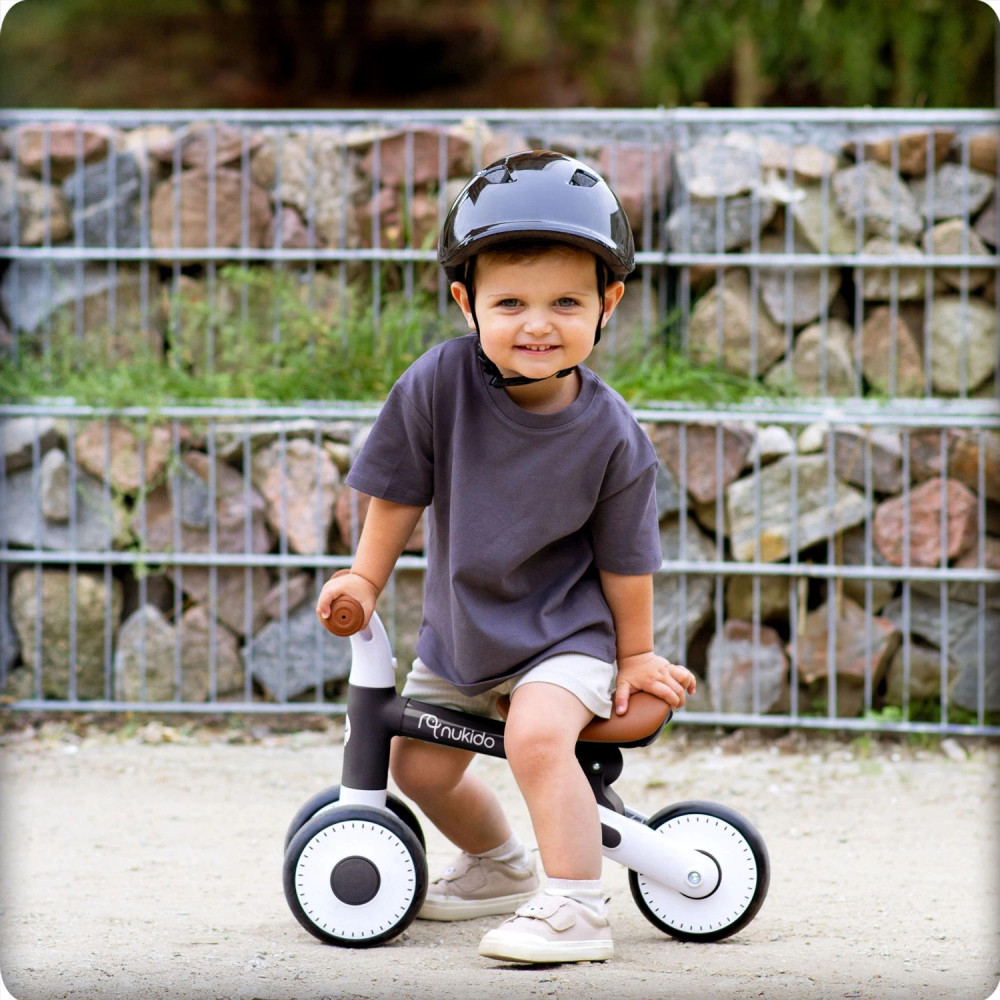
[495,691,671,744]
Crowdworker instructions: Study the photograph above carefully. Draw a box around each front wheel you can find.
[628,800,769,943]
[283,804,428,948]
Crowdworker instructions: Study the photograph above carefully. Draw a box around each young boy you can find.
[316,150,695,964]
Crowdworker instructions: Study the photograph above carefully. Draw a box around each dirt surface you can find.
[0,718,997,1000]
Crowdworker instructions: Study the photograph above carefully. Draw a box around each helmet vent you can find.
[483,165,513,184]
[569,168,598,188]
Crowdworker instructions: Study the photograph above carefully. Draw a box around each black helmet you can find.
[438,150,634,388]
[438,150,634,282]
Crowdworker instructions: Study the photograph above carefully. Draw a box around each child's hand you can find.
[316,571,379,631]
[614,652,696,715]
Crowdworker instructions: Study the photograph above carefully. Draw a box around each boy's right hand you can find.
[316,571,379,631]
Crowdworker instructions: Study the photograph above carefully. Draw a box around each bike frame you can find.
[335,613,721,899]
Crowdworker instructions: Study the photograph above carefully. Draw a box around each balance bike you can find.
[283,595,770,948]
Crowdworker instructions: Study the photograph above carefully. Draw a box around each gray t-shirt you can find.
[346,333,662,694]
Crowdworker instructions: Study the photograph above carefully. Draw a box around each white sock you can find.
[544,877,607,917]
[469,832,532,870]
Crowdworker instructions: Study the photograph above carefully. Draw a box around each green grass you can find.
[0,266,781,409]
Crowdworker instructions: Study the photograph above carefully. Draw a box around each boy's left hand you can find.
[614,652,696,715]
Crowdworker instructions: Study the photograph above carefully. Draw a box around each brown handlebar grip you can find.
[324,595,366,637]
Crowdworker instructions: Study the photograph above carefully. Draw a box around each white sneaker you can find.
[418,851,540,921]
[478,892,614,963]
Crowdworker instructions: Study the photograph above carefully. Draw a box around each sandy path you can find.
[0,721,997,1000]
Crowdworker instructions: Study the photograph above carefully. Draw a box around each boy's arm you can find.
[317,497,424,627]
[599,570,697,715]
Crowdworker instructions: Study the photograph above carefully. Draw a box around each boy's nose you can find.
[521,311,553,334]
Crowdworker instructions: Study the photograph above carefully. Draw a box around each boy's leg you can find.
[478,681,613,962]
[391,736,540,919]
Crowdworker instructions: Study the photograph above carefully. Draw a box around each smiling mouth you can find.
[515,345,559,353]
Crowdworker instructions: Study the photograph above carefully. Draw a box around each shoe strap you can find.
[513,894,577,931]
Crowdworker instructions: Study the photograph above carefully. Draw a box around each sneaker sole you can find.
[419,888,539,922]
[478,931,614,964]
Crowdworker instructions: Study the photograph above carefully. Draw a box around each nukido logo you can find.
[418,712,496,749]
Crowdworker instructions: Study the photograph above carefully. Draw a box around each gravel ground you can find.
[0,718,997,1000]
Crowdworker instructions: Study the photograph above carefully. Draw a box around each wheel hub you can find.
[331,855,381,905]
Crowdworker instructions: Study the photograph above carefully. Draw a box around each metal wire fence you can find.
[1,108,998,734]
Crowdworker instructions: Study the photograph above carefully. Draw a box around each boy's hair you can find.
[463,239,608,298]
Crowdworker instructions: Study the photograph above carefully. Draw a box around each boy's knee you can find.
[504,716,575,776]
[389,738,467,800]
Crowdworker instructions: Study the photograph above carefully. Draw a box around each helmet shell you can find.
[437,150,635,282]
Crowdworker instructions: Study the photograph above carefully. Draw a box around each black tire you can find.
[628,800,769,943]
[283,804,428,948]
[284,784,425,852]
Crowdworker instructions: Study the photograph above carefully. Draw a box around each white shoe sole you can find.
[419,888,539,922]
[478,930,614,963]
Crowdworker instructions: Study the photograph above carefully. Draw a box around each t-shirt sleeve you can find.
[588,462,662,575]
[344,378,433,507]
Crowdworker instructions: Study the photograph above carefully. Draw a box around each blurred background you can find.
[0,0,995,111]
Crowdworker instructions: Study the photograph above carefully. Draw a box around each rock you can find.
[832,163,923,242]
[873,477,978,568]
[910,164,995,221]
[265,205,311,249]
[150,167,272,250]
[358,187,439,250]
[142,453,272,636]
[745,425,794,467]
[882,640,959,707]
[650,421,753,505]
[726,454,871,563]
[0,162,72,245]
[666,193,776,253]
[921,219,992,292]
[250,129,360,249]
[882,591,1000,713]
[838,524,897,612]
[969,131,998,175]
[860,238,926,301]
[791,183,858,254]
[324,441,352,475]
[246,601,352,700]
[766,319,856,397]
[1,594,21,679]
[797,423,827,454]
[481,130,530,165]
[860,307,925,397]
[10,569,123,699]
[334,486,425,553]
[2,466,127,551]
[675,135,763,199]
[929,296,997,394]
[596,143,669,240]
[2,416,61,473]
[213,417,337,462]
[75,420,171,495]
[13,123,116,181]
[974,194,997,246]
[844,129,954,178]
[39,448,70,521]
[166,121,263,170]
[0,260,161,336]
[794,596,899,693]
[653,516,716,663]
[720,133,837,182]
[61,152,143,248]
[758,232,841,328]
[724,574,791,623]
[251,439,339,555]
[360,128,472,188]
[114,603,243,702]
[655,460,681,519]
[117,125,176,167]
[824,424,903,494]
[908,428,1000,502]
[262,571,313,621]
[913,536,1000,611]
[686,270,786,377]
[707,619,788,714]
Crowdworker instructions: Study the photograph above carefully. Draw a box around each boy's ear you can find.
[601,280,626,326]
[451,281,476,330]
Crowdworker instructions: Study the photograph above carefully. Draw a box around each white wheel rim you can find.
[636,812,759,936]
[294,818,419,941]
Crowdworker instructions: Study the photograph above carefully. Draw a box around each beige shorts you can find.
[400,654,617,721]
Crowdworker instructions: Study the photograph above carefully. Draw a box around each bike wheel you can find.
[628,800,769,943]
[283,804,428,948]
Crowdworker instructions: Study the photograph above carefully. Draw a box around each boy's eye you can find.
[498,298,521,308]
[556,297,580,308]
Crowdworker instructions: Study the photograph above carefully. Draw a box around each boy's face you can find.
[451,247,624,384]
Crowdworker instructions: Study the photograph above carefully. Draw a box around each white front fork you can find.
[599,806,720,898]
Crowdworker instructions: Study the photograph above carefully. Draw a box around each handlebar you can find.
[321,594,367,637]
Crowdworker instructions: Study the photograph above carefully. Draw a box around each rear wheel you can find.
[628,800,769,943]
[283,804,428,947]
